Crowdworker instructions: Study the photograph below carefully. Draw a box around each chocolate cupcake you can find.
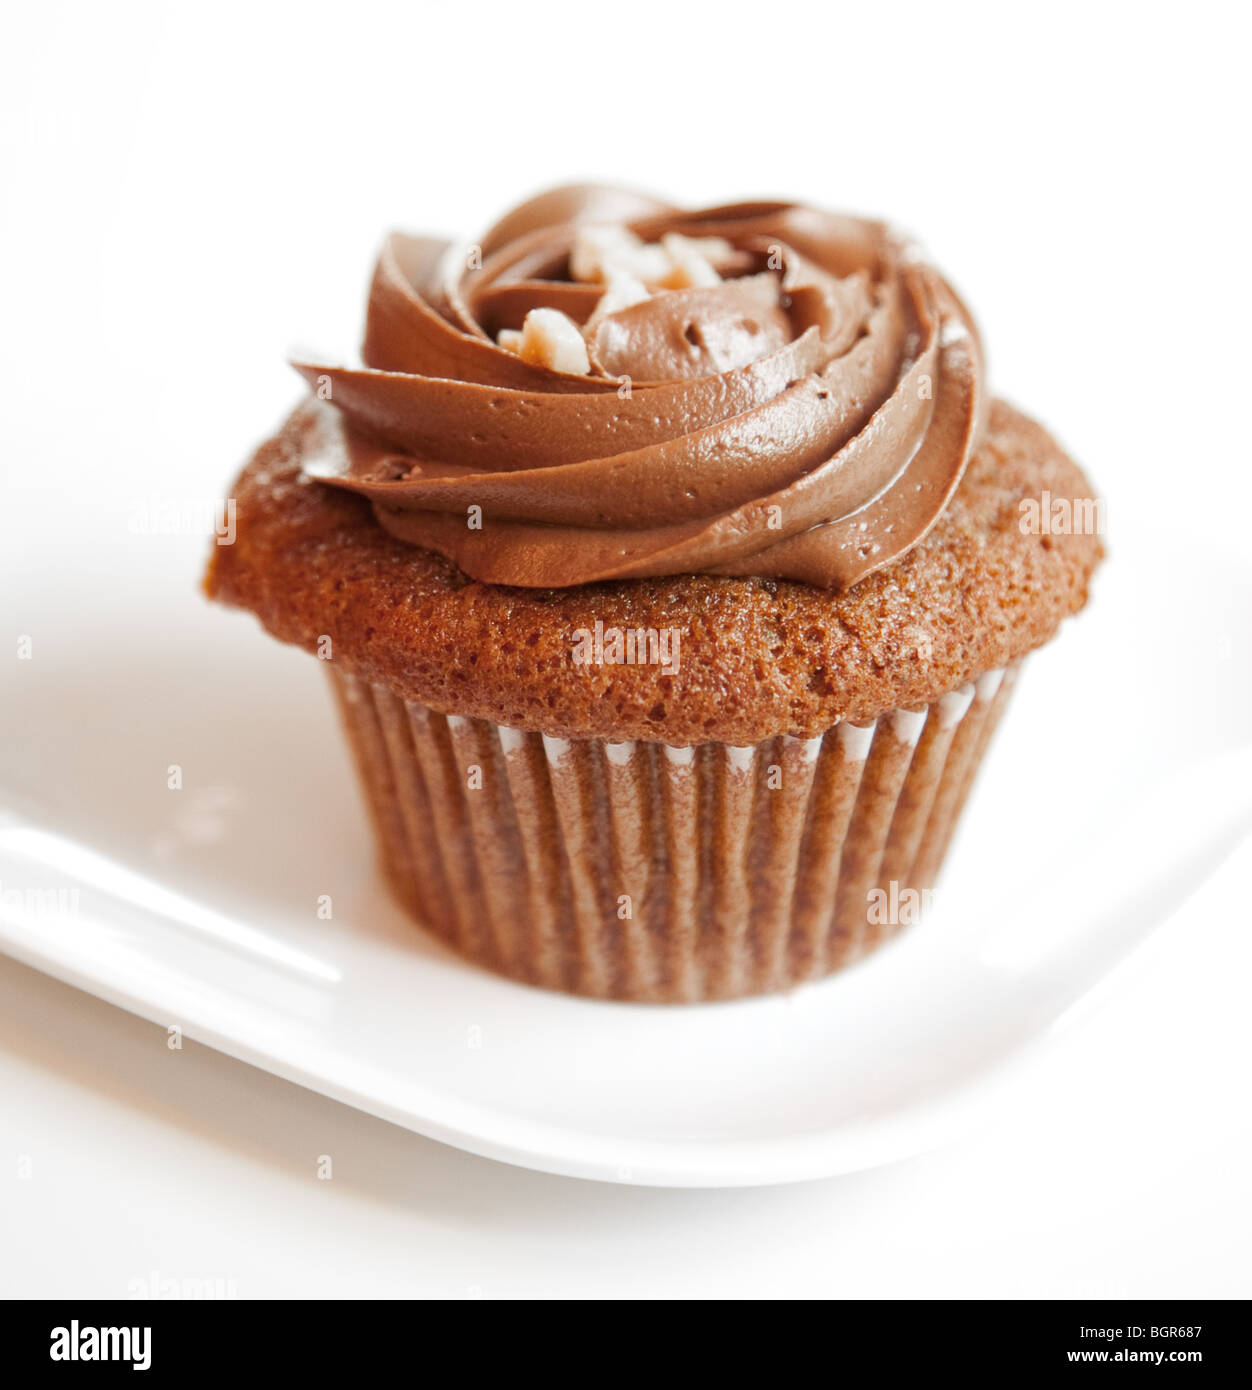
[206,184,1103,1002]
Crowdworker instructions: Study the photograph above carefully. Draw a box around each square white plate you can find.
[3,508,1248,1186]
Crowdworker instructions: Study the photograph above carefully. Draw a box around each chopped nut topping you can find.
[501,228,741,372]
[497,308,591,375]
[570,224,726,291]
[569,224,644,283]
[590,271,651,319]
[658,232,726,289]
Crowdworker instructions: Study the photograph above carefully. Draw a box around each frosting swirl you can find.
[297,184,986,590]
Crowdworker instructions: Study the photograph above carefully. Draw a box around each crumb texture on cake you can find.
[205,399,1103,744]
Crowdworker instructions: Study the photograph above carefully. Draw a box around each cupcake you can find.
[205,184,1103,1002]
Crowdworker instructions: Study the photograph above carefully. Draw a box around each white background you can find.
[3,0,1250,1298]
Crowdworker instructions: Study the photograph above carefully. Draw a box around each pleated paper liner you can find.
[328,664,1019,1002]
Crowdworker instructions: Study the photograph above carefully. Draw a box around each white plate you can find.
[2,515,1249,1186]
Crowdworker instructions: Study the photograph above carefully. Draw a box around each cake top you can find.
[207,399,1103,744]
[295,184,987,591]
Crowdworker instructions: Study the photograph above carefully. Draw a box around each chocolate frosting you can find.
[296,184,986,590]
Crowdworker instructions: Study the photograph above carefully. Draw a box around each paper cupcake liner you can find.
[327,664,1019,1002]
